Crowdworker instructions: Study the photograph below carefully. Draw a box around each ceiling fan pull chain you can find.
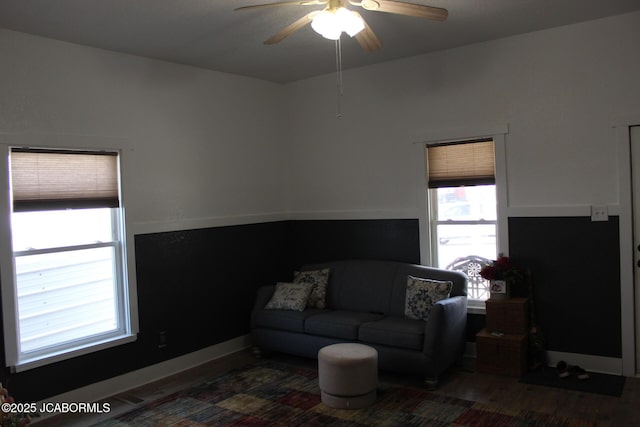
[335,39,342,117]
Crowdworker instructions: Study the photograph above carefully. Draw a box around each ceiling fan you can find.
[235,0,448,52]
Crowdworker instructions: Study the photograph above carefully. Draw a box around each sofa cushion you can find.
[264,282,313,311]
[404,276,452,321]
[293,268,330,309]
[389,264,468,317]
[253,308,327,333]
[359,317,426,351]
[305,310,383,340]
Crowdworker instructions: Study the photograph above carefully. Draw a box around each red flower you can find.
[480,265,498,280]
[495,256,512,271]
[479,256,523,283]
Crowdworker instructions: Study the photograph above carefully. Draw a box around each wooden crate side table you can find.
[475,329,528,377]
[485,297,529,335]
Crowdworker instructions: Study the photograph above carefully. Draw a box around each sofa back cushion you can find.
[300,260,397,313]
[300,260,467,316]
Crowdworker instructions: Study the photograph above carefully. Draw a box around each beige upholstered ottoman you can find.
[318,343,378,409]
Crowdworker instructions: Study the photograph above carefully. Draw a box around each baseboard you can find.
[35,335,251,421]
[465,342,622,375]
[545,351,623,376]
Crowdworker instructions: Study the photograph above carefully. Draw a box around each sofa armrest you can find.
[422,295,467,366]
[251,285,275,328]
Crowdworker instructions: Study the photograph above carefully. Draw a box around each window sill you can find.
[11,333,137,373]
[467,301,487,315]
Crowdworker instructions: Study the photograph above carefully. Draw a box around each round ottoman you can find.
[318,343,378,409]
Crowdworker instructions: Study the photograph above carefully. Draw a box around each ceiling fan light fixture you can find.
[311,7,365,40]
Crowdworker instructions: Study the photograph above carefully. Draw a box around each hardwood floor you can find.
[437,363,640,425]
[33,350,640,426]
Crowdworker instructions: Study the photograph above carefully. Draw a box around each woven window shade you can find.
[427,140,495,188]
[11,149,119,212]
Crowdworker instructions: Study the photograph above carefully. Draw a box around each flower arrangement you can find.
[480,256,523,284]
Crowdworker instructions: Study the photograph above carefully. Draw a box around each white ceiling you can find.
[1,0,639,83]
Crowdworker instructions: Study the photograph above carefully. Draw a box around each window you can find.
[2,148,135,371]
[427,139,498,307]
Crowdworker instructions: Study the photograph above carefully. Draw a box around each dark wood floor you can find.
[34,350,640,426]
[437,363,640,426]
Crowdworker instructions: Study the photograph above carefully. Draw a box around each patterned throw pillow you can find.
[293,268,330,309]
[404,276,453,321]
[264,282,313,311]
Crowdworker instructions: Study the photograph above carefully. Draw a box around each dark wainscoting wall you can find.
[2,218,420,402]
[466,313,487,342]
[508,216,621,358]
[1,216,623,401]
[285,219,421,270]
[4,221,289,402]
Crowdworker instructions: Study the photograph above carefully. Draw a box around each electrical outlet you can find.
[158,330,167,348]
[591,205,608,222]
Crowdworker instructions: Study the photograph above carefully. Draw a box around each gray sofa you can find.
[251,259,468,386]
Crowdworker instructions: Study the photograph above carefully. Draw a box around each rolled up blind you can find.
[427,139,495,188]
[10,148,119,212]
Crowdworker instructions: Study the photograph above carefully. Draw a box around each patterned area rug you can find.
[95,360,594,426]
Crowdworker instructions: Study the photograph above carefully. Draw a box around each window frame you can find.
[428,185,498,306]
[414,125,509,314]
[0,142,138,372]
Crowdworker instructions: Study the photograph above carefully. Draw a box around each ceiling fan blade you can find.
[235,0,326,12]
[354,16,382,52]
[357,0,448,21]
[264,12,315,44]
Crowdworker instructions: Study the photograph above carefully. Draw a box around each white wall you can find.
[0,29,288,233]
[284,11,640,218]
[3,11,639,226]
